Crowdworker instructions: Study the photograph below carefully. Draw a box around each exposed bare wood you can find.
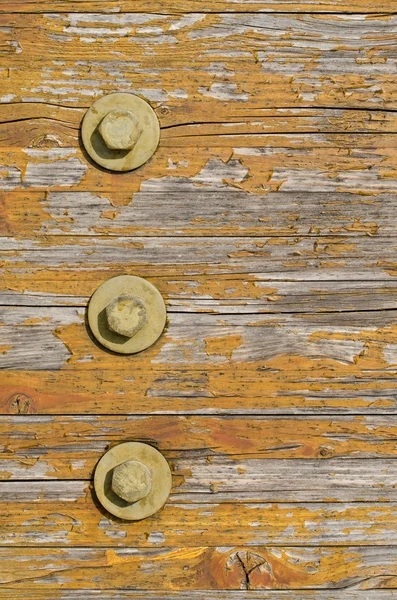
[2,188,397,238]
[1,306,397,413]
[2,545,397,590]
[2,485,397,546]
[2,304,397,413]
[1,592,396,600]
[1,13,397,111]
[3,415,397,477]
[3,1,397,13]
[4,281,397,317]
[1,3,396,595]
[3,236,397,291]
[3,453,397,501]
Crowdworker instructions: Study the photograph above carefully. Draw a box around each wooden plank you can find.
[3,236,397,289]
[2,188,397,238]
[3,416,397,482]
[4,281,397,316]
[3,455,397,502]
[0,302,397,368]
[3,414,397,470]
[2,303,397,413]
[2,483,397,545]
[4,105,397,137]
[1,593,396,600]
[3,1,397,13]
[1,545,397,590]
[2,139,397,201]
[1,13,397,111]
[3,107,397,150]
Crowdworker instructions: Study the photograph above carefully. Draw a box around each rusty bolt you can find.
[105,294,148,338]
[99,109,143,150]
[112,459,152,503]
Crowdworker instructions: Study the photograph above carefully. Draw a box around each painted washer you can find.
[88,275,166,354]
[81,92,160,172]
[94,442,172,521]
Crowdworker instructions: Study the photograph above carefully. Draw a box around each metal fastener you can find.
[111,459,152,503]
[106,294,148,339]
[99,109,143,151]
[81,92,160,172]
[94,442,172,521]
[87,275,166,354]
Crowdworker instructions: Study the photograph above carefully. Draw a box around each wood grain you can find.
[1,546,397,589]
[3,455,397,501]
[2,415,397,477]
[2,13,397,112]
[3,187,397,238]
[4,281,397,316]
[1,593,396,600]
[1,3,396,596]
[3,1,397,13]
[3,489,397,546]
[2,304,397,413]
[3,235,397,291]
[2,140,397,207]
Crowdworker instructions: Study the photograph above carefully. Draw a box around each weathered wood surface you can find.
[4,281,397,314]
[3,457,397,501]
[1,594,397,600]
[3,188,397,238]
[2,304,397,412]
[1,12,397,128]
[1,13,397,108]
[4,485,397,547]
[4,234,397,279]
[1,546,397,589]
[1,3,397,597]
[3,414,397,469]
[4,1,397,13]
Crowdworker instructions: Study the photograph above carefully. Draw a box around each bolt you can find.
[111,459,152,503]
[99,109,143,150]
[105,294,148,338]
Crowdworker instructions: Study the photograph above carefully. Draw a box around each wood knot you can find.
[319,445,334,457]
[210,549,272,589]
[30,134,62,149]
[8,393,35,414]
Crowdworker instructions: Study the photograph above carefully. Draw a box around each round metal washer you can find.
[81,92,160,172]
[88,275,166,354]
[94,442,172,521]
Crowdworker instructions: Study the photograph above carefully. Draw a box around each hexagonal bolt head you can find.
[105,294,148,338]
[99,109,143,150]
[111,459,152,503]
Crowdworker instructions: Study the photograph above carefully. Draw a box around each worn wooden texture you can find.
[3,461,397,502]
[4,1,397,13]
[3,414,397,470]
[4,187,397,238]
[2,13,397,112]
[1,546,397,589]
[1,3,397,597]
[1,594,397,600]
[5,483,397,546]
[3,304,397,412]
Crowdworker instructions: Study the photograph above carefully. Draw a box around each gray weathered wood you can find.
[0,592,395,599]
[2,236,397,281]
[3,486,397,545]
[3,280,397,315]
[6,189,397,237]
[3,453,397,501]
[0,545,396,590]
[1,306,397,371]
